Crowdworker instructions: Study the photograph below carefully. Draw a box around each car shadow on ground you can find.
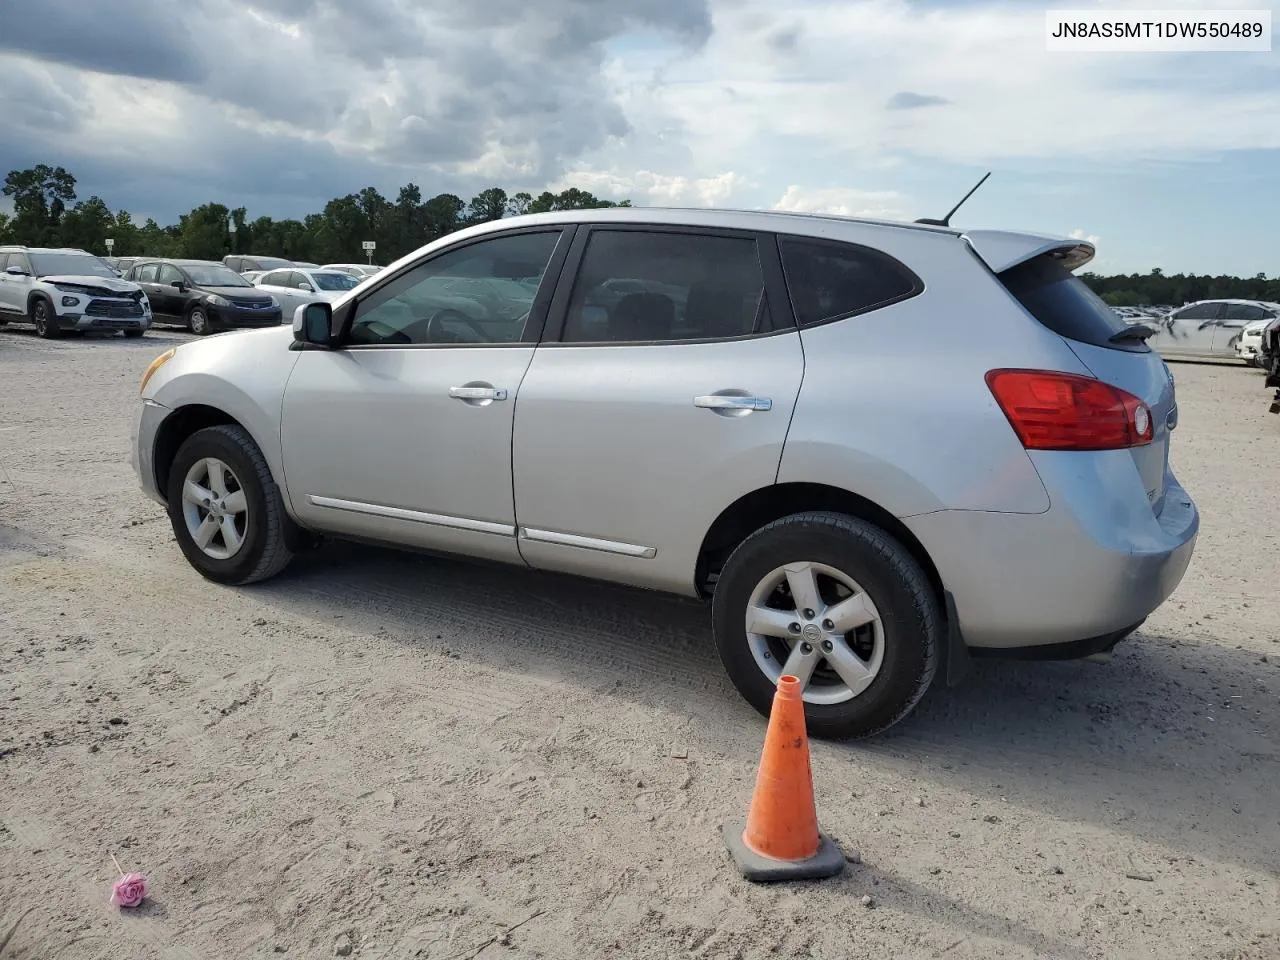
[252,538,1279,876]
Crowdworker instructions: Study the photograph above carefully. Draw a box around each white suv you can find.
[0,246,152,338]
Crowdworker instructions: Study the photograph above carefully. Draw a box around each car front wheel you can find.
[188,306,212,335]
[31,299,61,339]
[711,511,940,740]
[165,424,294,585]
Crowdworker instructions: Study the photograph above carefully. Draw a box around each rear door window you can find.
[137,264,160,283]
[1224,303,1266,322]
[560,229,778,343]
[998,254,1147,352]
[779,237,922,326]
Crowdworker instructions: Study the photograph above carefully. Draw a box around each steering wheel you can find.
[428,309,490,343]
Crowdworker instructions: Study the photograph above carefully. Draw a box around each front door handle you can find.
[693,394,771,412]
[449,385,508,401]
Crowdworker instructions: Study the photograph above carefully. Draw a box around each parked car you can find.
[1146,299,1280,363]
[241,271,266,285]
[106,256,141,276]
[322,262,383,279]
[223,254,296,274]
[1233,318,1273,366]
[0,245,151,338]
[1260,316,1280,413]
[130,207,1199,739]
[252,267,362,319]
[125,259,282,334]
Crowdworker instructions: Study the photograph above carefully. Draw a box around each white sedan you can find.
[253,268,362,318]
[321,262,383,280]
[1236,317,1274,365]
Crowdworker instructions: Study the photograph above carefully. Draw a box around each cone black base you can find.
[721,823,846,883]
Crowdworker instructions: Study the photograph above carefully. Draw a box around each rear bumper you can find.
[905,462,1198,651]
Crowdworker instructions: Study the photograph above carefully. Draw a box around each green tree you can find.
[3,164,77,245]
[177,203,233,260]
[422,193,465,242]
[0,212,12,244]
[506,192,532,217]
[468,187,508,223]
[58,196,115,254]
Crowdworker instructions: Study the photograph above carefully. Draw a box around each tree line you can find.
[2,164,1275,305]
[0,165,629,267]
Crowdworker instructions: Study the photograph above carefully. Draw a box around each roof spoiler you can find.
[962,231,1096,274]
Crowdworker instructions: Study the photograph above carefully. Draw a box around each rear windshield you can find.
[999,255,1147,352]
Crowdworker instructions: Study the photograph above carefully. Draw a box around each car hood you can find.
[200,285,274,298]
[43,274,140,293]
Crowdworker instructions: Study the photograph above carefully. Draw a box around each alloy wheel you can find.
[180,457,249,560]
[744,561,885,705]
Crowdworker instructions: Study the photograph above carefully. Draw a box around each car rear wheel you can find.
[711,511,940,740]
[188,306,212,335]
[31,299,60,339]
[165,424,294,585]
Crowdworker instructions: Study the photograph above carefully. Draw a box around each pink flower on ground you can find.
[110,872,148,908]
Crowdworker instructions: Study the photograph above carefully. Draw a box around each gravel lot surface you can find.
[1,328,1278,960]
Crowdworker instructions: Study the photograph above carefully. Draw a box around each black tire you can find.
[711,511,940,740]
[30,298,61,339]
[187,306,212,335]
[165,424,294,585]
[123,329,145,338]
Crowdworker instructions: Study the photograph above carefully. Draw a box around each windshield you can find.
[30,253,118,279]
[183,264,252,287]
[312,271,361,291]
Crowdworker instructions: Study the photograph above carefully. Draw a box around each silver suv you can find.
[0,246,152,337]
[130,208,1199,738]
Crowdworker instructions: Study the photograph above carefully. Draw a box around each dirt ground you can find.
[1,327,1277,960]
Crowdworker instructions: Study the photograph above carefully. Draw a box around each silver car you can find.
[253,268,362,319]
[130,207,1199,738]
[1146,298,1280,363]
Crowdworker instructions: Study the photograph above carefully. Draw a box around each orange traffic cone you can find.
[722,675,845,882]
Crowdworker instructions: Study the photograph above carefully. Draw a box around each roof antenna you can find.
[915,171,991,227]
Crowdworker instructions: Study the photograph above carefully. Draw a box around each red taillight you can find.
[985,369,1153,451]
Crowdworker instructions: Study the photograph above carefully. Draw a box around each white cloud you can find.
[550,169,751,206]
[772,185,907,220]
[624,0,1280,171]
[1069,228,1101,247]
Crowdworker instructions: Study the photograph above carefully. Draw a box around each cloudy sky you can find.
[0,0,1277,274]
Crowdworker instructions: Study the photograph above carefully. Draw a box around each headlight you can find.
[206,294,230,307]
[267,296,280,308]
[140,348,176,395]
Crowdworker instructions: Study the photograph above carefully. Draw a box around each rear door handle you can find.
[449,385,508,401]
[693,395,771,412]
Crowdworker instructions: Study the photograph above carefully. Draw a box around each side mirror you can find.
[5,265,28,276]
[170,280,186,291]
[297,282,312,291]
[295,301,333,347]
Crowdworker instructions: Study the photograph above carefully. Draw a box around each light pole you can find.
[228,214,237,256]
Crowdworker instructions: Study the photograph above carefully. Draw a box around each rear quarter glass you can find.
[999,255,1148,354]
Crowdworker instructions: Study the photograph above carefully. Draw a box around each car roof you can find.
[430,206,1095,272]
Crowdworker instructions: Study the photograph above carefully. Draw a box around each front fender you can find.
[144,327,300,494]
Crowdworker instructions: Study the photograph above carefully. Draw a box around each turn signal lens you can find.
[140,348,176,396]
[986,368,1154,451]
